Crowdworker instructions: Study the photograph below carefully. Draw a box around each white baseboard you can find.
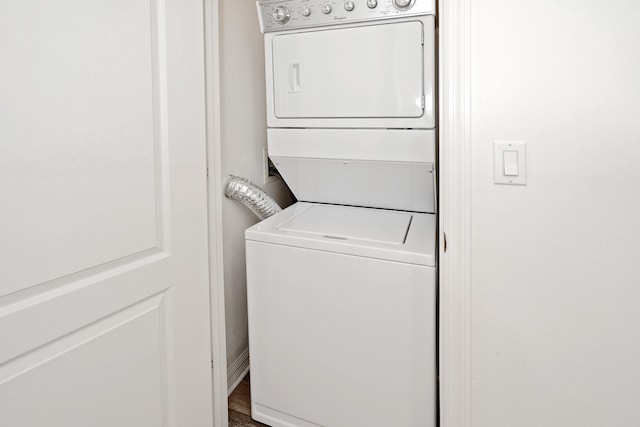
[227,348,250,396]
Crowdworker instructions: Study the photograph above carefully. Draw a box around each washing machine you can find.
[247,1,437,426]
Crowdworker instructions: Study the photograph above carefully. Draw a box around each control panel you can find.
[257,0,434,33]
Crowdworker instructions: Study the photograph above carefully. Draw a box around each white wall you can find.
[218,0,293,375]
[470,1,640,425]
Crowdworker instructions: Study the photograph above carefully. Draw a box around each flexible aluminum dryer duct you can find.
[223,175,282,220]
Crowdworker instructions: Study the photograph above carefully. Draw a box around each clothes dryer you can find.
[248,1,438,426]
[258,0,436,129]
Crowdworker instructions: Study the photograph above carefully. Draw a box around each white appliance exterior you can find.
[257,0,436,33]
[263,15,436,129]
[247,202,436,266]
[246,203,436,427]
[249,2,437,426]
[269,128,437,212]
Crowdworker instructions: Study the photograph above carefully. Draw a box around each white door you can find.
[271,21,425,119]
[0,1,213,426]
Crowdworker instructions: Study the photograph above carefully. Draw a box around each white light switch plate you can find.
[494,141,527,185]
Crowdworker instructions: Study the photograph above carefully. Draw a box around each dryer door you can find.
[271,20,425,120]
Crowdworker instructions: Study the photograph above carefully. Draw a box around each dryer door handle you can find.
[288,60,301,93]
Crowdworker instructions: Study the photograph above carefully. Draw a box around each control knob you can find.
[367,0,378,8]
[321,3,332,14]
[272,6,291,24]
[301,6,311,16]
[393,0,414,10]
[344,1,355,11]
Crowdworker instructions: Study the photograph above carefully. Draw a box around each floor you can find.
[228,373,268,427]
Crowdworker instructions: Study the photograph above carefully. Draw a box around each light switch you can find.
[503,150,519,176]
[494,141,527,185]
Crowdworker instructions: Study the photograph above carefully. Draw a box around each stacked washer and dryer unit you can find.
[246,1,437,426]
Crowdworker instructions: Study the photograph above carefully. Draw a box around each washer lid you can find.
[278,204,411,245]
[246,202,436,266]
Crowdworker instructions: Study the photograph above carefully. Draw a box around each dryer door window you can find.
[271,21,424,119]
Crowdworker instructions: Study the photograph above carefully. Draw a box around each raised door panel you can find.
[0,295,167,427]
[0,0,161,295]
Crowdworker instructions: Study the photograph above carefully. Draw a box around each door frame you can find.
[438,0,473,426]
[204,0,475,425]
[204,0,229,426]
